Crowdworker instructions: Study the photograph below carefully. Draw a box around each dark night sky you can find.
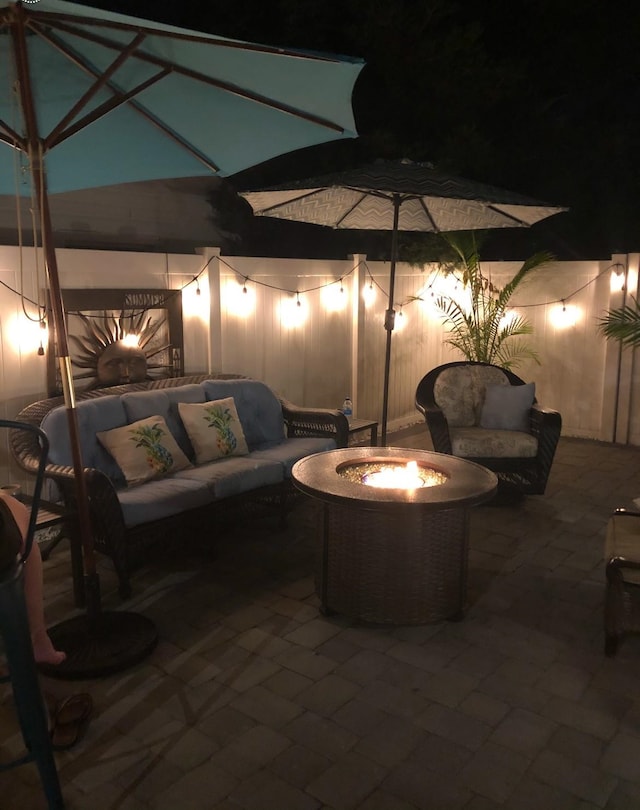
[73,0,640,261]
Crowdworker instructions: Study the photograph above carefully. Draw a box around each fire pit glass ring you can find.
[338,459,448,490]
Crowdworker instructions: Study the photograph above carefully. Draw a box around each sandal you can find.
[50,692,93,751]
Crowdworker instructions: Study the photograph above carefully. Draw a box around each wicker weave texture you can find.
[317,502,468,625]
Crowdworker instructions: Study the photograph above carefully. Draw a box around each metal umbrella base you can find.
[39,610,158,680]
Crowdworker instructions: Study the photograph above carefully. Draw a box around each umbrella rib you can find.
[43,30,147,149]
[23,8,349,63]
[32,26,219,173]
[39,17,347,134]
[0,124,26,151]
[418,198,439,231]
[48,70,170,147]
[334,192,369,228]
[255,189,325,214]
[486,203,529,226]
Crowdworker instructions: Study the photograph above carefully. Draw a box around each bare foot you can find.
[31,630,66,666]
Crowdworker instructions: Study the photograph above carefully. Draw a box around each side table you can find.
[346,418,378,446]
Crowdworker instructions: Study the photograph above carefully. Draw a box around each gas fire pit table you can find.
[292,447,497,625]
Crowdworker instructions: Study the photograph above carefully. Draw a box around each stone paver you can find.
[5,433,640,809]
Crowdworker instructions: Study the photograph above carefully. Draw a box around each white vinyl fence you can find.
[1,244,638,488]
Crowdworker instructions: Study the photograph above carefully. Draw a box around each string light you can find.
[195,277,201,296]
[37,318,46,355]
[296,291,301,307]
[243,277,248,294]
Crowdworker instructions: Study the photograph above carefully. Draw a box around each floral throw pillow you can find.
[178,398,249,464]
[97,416,191,487]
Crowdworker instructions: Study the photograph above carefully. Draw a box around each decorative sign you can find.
[46,288,183,396]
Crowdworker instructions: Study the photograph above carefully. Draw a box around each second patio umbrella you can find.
[241,159,567,444]
[0,0,363,677]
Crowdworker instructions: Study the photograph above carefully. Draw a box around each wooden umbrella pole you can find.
[380,194,401,447]
[11,9,99,610]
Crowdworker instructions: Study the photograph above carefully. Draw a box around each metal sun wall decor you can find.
[46,289,183,396]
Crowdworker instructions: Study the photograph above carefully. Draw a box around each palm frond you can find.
[598,297,640,347]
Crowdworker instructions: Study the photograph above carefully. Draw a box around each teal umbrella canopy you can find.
[0,0,364,195]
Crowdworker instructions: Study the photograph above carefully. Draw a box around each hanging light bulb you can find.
[37,318,46,355]
[296,291,301,307]
[195,277,201,296]
[243,277,248,294]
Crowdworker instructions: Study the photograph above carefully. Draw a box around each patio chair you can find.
[0,419,65,809]
[415,361,562,496]
[604,508,640,656]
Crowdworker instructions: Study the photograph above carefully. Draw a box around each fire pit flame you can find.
[363,461,426,490]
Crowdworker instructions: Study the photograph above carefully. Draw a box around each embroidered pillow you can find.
[97,416,191,487]
[479,382,535,431]
[178,398,249,463]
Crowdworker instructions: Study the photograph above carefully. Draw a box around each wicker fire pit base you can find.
[292,447,497,626]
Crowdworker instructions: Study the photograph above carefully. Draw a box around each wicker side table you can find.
[292,447,497,625]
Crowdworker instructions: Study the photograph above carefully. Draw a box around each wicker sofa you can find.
[415,361,562,496]
[11,374,348,598]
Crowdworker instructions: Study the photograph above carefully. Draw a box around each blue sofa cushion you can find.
[201,380,285,449]
[116,475,215,528]
[250,437,337,476]
[122,385,205,460]
[42,396,128,486]
[175,457,283,500]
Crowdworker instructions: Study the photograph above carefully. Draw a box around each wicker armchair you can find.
[415,361,561,496]
[604,508,640,656]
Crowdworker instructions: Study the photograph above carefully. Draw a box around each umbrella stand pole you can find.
[13,16,158,677]
[35,177,158,681]
[381,196,401,446]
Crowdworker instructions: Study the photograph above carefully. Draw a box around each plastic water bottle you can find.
[342,397,353,420]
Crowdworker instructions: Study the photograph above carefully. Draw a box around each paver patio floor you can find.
[3,426,640,809]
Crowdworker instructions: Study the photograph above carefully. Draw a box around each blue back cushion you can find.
[41,396,128,485]
[200,380,285,448]
[121,384,205,459]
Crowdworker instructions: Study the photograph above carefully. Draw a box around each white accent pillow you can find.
[97,416,191,487]
[178,398,249,464]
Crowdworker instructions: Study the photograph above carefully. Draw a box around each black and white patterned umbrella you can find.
[242,159,567,444]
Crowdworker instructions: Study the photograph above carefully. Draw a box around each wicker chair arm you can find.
[416,402,452,454]
[529,404,562,437]
[606,556,640,581]
[280,400,349,448]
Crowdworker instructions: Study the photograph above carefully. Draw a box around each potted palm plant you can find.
[417,234,553,370]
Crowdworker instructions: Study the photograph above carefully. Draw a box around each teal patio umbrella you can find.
[0,0,364,677]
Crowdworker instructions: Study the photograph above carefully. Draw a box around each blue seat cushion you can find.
[175,456,283,499]
[116,475,214,528]
[250,437,337,476]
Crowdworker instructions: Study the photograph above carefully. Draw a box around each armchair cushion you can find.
[434,364,516,427]
[451,427,538,459]
[479,382,535,431]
